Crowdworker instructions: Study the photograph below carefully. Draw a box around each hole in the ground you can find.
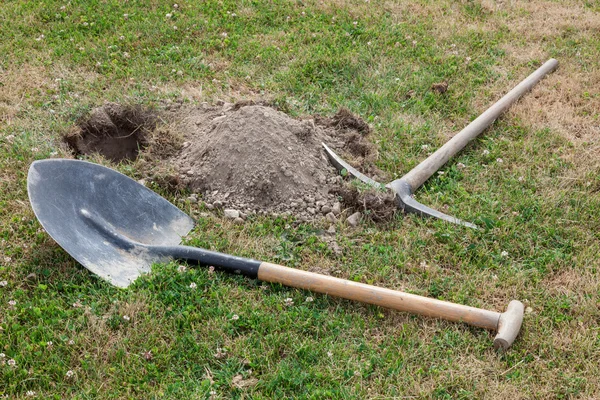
[65,103,157,162]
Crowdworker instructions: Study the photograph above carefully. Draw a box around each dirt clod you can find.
[327,107,371,135]
[431,81,449,94]
[334,185,396,222]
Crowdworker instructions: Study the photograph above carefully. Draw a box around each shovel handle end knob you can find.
[493,300,524,351]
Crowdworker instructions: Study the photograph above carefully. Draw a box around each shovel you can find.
[27,159,524,349]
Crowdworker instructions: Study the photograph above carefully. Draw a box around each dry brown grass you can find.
[0,65,51,126]
[481,1,599,167]
[381,0,599,163]
[485,0,600,40]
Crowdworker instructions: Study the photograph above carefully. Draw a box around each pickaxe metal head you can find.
[322,143,478,229]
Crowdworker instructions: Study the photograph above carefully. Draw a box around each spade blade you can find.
[27,159,194,287]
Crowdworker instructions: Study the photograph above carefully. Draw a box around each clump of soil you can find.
[170,102,386,220]
[333,185,397,222]
[65,103,157,162]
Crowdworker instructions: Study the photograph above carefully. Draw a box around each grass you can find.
[1,0,599,398]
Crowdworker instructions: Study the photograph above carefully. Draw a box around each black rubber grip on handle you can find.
[154,245,261,278]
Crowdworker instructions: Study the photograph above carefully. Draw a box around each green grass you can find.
[1,0,600,398]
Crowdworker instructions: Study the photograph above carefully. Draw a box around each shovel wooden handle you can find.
[257,262,523,350]
[154,246,524,350]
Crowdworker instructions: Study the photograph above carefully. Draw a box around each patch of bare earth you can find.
[66,100,391,223]
[65,103,158,162]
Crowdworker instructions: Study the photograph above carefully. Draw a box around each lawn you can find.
[1,0,599,398]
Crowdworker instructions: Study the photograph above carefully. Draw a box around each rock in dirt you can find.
[326,212,337,223]
[346,211,362,227]
[332,202,342,215]
[223,209,240,219]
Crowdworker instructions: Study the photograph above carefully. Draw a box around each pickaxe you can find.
[323,59,558,228]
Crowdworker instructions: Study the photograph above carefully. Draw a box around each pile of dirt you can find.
[171,102,385,220]
[68,100,393,222]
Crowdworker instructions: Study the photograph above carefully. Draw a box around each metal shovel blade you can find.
[27,159,194,288]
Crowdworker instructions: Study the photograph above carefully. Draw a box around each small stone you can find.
[213,200,223,208]
[216,99,225,106]
[332,202,341,215]
[290,202,298,208]
[307,207,316,215]
[182,141,191,148]
[205,203,215,210]
[187,195,198,203]
[186,170,195,176]
[346,212,361,227]
[326,212,337,223]
[327,225,336,234]
[234,217,244,224]
[212,115,226,123]
[239,212,247,220]
[198,212,211,218]
[224,209,240,219]
[222,102,234,112]
[316,200,326,208]
[321,205,332,214]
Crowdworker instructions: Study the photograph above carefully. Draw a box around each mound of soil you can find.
[68,100,393,222]
[172,103,384,220]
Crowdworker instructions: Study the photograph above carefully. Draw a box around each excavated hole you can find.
[65,103,157,162]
